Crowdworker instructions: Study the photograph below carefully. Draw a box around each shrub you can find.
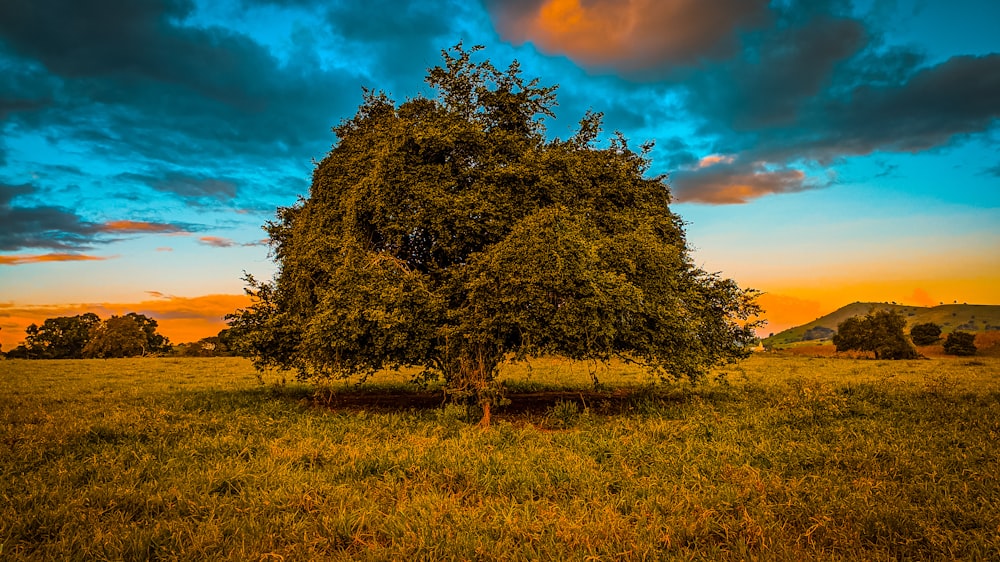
[943,332,977,356]
[910,322,942,346]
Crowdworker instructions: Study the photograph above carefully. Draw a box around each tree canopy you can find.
[24,313,101,359]
[910,322,942,346]
[943,331,977,356]
[833,308,919,359]
[228,44,761,414]
[83,315,148,359]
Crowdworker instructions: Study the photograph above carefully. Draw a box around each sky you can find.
[1,0,998,348]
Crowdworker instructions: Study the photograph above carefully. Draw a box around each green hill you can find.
[763,302,1000,348]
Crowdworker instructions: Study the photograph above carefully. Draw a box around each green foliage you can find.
[228,44,761,401]
[123,312,171,354]
[83,316,148,358]
[172,329,235,357]
[17,312,170,360]
[910,322,942,346]
[833,308,919,359]
[943,331,977,356]
[24,313,101,358]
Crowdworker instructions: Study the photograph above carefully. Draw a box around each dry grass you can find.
[1,355,999,560]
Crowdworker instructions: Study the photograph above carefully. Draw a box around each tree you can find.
[82,316,148,358]
[228,44,762,421]
[124,312,172,354]
[910,322,942,346]
[943,331,977,356]
[24,313,101,359]
[832,308,919,359]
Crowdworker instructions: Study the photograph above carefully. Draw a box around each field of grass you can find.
[2,355,999,560]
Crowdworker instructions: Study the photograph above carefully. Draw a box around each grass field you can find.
[2,355,999,560]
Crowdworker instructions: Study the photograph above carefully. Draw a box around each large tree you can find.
[229,45,761,419]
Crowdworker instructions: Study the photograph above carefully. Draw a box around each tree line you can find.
[2,313,170,359]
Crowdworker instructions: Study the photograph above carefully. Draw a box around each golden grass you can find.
[1,355,999,560]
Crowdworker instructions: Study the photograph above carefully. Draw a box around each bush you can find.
[833,309,919,360]
[910,322,942,346]
[943,331,977,356]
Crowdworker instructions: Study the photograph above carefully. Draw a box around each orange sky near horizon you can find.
[0,294,250,350]
[4,277,999,350]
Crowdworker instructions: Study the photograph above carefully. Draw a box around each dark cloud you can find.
[983,163,1000,178]
[119,171,239,202]
[800,54,1000,158]
[0,183,197,251]
[687,17,867,130]
[662,9,1000,202]
[0,183,99,251]
[0,0,269,108]
[0,0,363,188]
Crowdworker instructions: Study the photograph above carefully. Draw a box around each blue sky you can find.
[1,0,998,345]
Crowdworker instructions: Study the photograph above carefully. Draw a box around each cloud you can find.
[671,158,821,204]
[909,288,937,308]
[657,6,1000,203]
[98,220,191,234]
[0,0,365,191]
[0,253,108,265]
[198,235,267,248]
[117,171,239,202]
[1,183,196,250]
[485,0,769,72]
[0,183,100,250]
[199,236,237,248]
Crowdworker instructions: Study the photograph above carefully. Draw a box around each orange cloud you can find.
[909,287,937,308]
[0,253,109,266]
[672,158,811,204]
[199,236,237,248]
[0,294,251,349]
[99,220,189,234]
[488,0,768,72]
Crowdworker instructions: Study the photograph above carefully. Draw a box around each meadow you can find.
[1,354,999,560]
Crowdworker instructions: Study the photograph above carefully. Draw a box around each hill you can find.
[763,302,1000,348]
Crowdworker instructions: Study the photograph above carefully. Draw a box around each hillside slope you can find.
[763,302,1000,348]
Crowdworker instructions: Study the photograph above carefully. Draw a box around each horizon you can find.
[2,0,998,350]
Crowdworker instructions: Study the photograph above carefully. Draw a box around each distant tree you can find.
[124,312,172,354]
[833,309,919,359]
[173,333,234,357]
[5,345,29,359]
[801,326,835,341]
[228,44,762,422]
[943,331,977,356]
[910,322,942,346]
[24,313,101,359]
[82,316,148,358]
